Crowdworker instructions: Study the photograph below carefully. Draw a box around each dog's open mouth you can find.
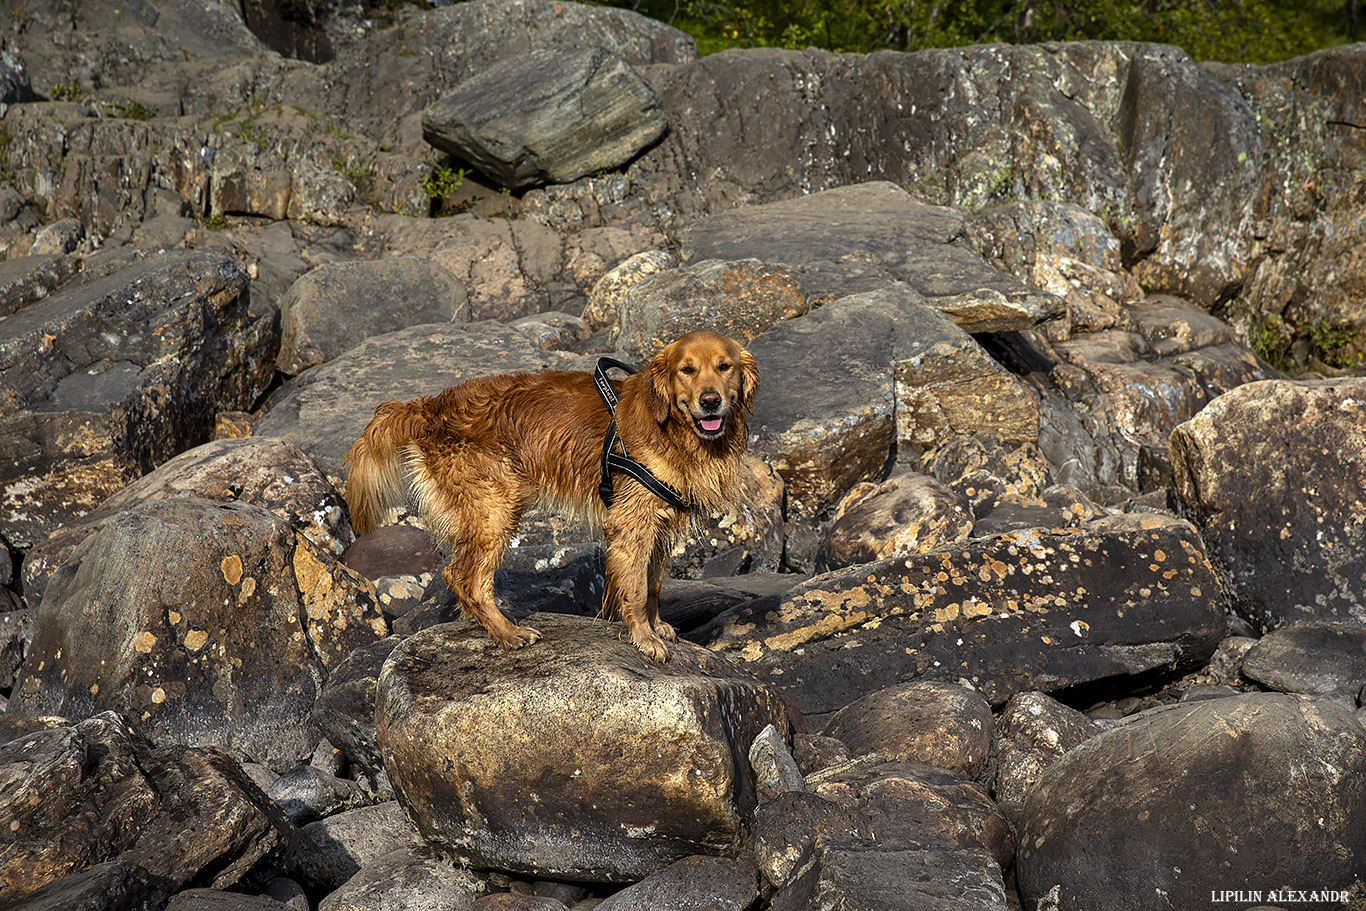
[695,415,725,438]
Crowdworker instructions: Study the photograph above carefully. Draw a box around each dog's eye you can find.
[717,362,732,372]
[679,365,697,375]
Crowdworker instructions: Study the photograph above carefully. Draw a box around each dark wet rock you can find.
[595,855,759,911]
[700,517,1225,714]
[0,250,274,548]
[266,764,371,827]
[277,258,471,375]
[0,860,163,911]
[754,761,1013,909]
[821,681,994,782]
[1170,377,1366,630]
[1015,693,1366,911]
[21,436,351,604]
[0,254,78,318]
[165,888,297,911]
[1240,621,1366,699]
[678,181,1063,332]
[422,45,667,190]
[669,453,786,580]
[310,637,404,780]
[316,845,488,911]
[0,607,31,691]
[10,498,387,772]
[287,801,421,894]
[991,691,1101,816]
[0,712,294,903]
[817,473,974,571]
[374,614,795,882]
[613,258,810,360]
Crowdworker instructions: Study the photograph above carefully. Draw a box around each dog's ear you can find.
[647,345,674,425]
[738,347,760,414]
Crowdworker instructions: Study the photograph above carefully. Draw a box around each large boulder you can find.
[1170,377,1366,631]
[374,614,796,882]
[0,712,294,903]
[0,250,274,548]
[1015,693,1366,911]
[699,515,1226,713]
[10,498,387,771]
[421,44,668,190]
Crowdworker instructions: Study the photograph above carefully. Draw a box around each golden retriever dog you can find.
[343,330,759,662]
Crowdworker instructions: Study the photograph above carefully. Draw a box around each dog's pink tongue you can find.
[700,416,723,433]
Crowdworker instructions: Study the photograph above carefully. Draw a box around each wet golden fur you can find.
[343,330,759,661]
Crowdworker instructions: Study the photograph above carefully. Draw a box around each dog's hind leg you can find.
[436,493,542,650]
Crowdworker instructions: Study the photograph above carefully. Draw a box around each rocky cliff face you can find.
[4,2,1366,910]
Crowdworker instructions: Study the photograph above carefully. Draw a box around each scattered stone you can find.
[288,801,421,894]
[375,614,795,882]
[0,712,294,902]
[749,723,806,801]
[583,249,677,331]
[595,855,760,911]
[266,764,371,826]
[817,472,974,571]
[1240,621,1366,699]
[509,310,591,350]
[317,845,488,911]
[821,681,994,782]
[310,637,403,780]
[166,889,296,910]
[991,691,1102,815]
[1017,693,1366,911]
[422,45,667,190]
[613,258,810,360]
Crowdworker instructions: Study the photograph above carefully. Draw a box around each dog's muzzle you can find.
[694,392,726,438]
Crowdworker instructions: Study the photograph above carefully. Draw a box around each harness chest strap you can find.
[593,357,689,511]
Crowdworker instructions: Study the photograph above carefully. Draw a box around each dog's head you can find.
[648,330,759,440]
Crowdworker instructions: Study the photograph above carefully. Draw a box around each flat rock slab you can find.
[678,182,1063,332]
[253,321,586,481]
[699,517,1226,713]
[1016,693,1366,911]
[1240,620,1366,698]
[1170,377,1366,630]
[374,614,795,883]
[422,45,668,189]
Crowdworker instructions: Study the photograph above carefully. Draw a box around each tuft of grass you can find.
[333,152,378,207]
[108,100,158,120]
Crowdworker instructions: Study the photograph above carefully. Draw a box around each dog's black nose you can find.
[699,391,722,412]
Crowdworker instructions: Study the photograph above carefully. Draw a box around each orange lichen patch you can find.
[763,609,870,652]
[133,631,157,653]
[221,555,243,586]
[184,630,209,651]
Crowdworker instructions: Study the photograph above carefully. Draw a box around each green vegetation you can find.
[1249,311,1363,374]
[107,100,159,120]
[0,123,12,185]
[593,0,1356,63]
[333,151,379,206]
[49,81,88,102]
[421,162,469,199]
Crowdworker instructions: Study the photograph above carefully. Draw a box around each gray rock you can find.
[774,840,1007,911]
[0,712,294,902]
[0,48,35,112]
[1170,377,1366,630]
[700,517,1226,713]
[288,801,422,893]
[1015,693,1366,911]
[817,472,974,571]
[310,637,404,780]
[613,258,810,361]
[0,249,274,549]
[277,258,471,375]
[21,436,351,603]
[749,723,805,802]
[318,845,488,911]
[0,253,78,318]
[595,855,759,911]
[0,607,32,690]
[821,681,994,782]
[374,614,795,882]
[678,182,1063,332]
[584,249,677,331]
[10,498,387,772]
[165,889,293,910]
[422,45,667,190]
[1240,621,1366,698]
[508,310,591,350]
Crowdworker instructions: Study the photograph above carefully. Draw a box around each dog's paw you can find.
[630,629,670,663]
[653,620,677,642]
[493,624,542,649]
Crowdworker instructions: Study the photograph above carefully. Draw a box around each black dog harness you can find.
[593,357,689,510]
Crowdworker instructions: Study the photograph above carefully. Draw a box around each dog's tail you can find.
[343,400,430,536]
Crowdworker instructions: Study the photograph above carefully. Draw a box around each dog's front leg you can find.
[604,507,670,662]
[646,546,676,644]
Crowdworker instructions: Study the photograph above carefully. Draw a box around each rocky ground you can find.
[4,2,1366,910]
